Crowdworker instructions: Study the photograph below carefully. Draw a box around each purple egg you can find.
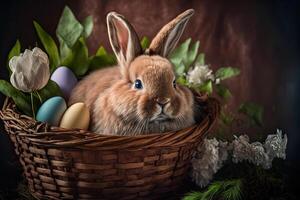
[51,66,77,100]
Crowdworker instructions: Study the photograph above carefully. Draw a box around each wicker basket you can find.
[0,94,219,200]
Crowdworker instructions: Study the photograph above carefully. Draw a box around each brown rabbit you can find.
[69,9,197,135]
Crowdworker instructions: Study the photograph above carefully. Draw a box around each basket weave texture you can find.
[0,94,219,200]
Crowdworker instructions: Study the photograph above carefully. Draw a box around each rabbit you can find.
[69,9,198,136]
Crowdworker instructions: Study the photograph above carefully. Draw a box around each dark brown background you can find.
[1,0,300,195]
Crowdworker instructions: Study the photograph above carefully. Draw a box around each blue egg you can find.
[51,66,77,100]
[36,96,67,126]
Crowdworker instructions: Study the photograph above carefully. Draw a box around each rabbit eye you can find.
[173,80,176,89]
[134,79,143,89]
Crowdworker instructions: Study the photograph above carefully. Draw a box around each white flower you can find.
[9,47,50,92]
[190,130,288,187]
[264,129,287,160]
[186,64,214,85]
[232,130,287,169]
[232,135,252,163]
[191,138,229,187]
[250,142,270,169]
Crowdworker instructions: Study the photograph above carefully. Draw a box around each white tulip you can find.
[9,47,50,92]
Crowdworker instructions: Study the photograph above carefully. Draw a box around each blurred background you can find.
[0,0,299,198]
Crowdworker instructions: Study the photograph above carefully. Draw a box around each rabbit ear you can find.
[107,12,142,73]
[148,9,194,57]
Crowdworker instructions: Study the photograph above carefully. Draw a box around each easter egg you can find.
[51,66,77,99]
[36,96,67,126]
[60,102,90,130]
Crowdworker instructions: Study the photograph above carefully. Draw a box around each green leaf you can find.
[95,46,108,56]
[220,110,234,125]
[89,55,116,71]
[216,84,232,100]
[176,76,188,86]
[215,67,240,80]
[239,102,264,126]
[170,58,182,73]
[56,6,83,48]
[186,40,200,67]
[37,80,62,103]
[182,180,243,200]
[221,179,242,200]
[170,38,191,59]
[140,36,150,50]
[198,80,213,94]
[82,16,93,38]
[195,53,205,66]
[0,80,32,116]
[201,181,223,200]
[88,45,116,71]
[33,21,60,72]
[169,38,191,68]
[62,37,89,76]
[59,41,72,64]
[182,191,203,200]
[31,80,63,115]
[7,40,21,75]
[175,61,186,75]
[7,40,21,64]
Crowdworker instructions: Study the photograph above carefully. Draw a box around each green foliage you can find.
[220,110,234,125]
[182,179,242,200]
[82,16,93,38]
[7,40,21,61]
[36,80,62,103]
[33,21,60,72]
[216,84,232,101]
[198,80,213,94]
[169,38,201,73]
[168,38,204,78]
[61,37,89,76]
[56,6,83,48]
[239,102,264,126]
[176,76,189,86]
[215,67,240,81]
[0,79,62,117]
[54,6,115,76]
[195,53,205,66]
[175,61,186,75]
[182,191,203,200]
[2,6,116,116]
[200,181,222,200]
[221,179,242,200]
[169,38,191,64]
[89,46,116,71]
[140,36,150,50]
[0,80,32,116]
[169,38,197,74]
[7,40,21,69]
[186,41,200,67]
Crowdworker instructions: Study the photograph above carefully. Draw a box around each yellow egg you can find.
[60,102,90,130]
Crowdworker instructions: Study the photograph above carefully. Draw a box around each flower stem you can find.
[35,91,43,104]
[30,92,36,119]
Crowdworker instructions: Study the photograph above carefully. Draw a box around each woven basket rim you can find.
[0,93,220,150]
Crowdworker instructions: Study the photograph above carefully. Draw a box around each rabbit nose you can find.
[155,97,170,107]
